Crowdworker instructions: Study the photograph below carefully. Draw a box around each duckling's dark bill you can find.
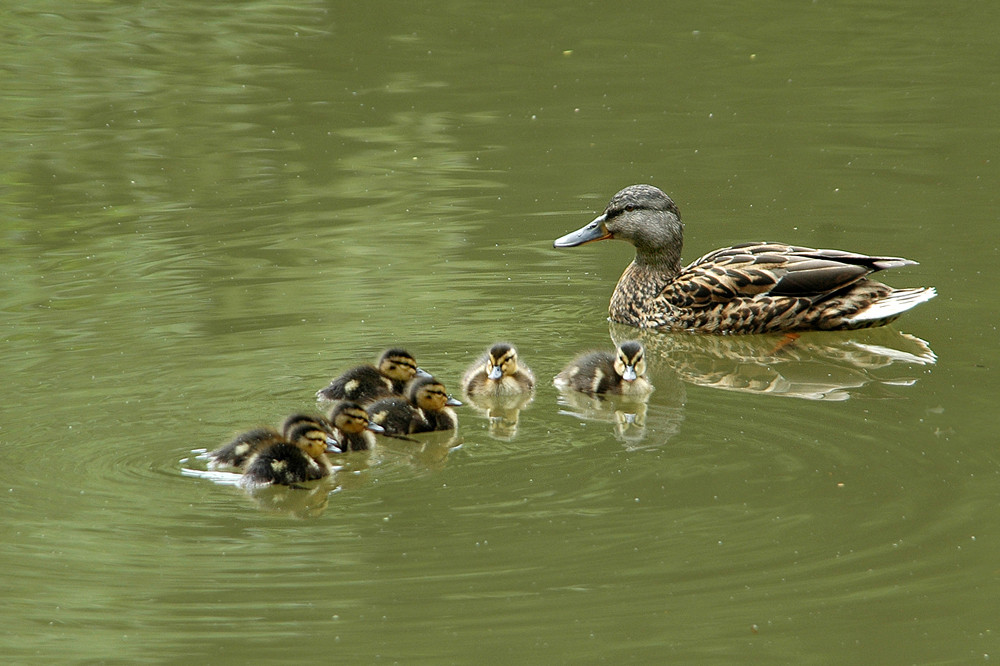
[553,215,610,247]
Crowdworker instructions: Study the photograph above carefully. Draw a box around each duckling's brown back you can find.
[317,365,394,404]
[367,396,420,436]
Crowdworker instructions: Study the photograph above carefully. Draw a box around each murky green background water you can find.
[3,1,998,662]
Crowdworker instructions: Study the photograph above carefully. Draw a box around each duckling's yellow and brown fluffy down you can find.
[209,413,335,470]
[316,348,428,404]
[240,420,340,487]
[368,376,462,435]
[555,340,654,396]
[327,401,385,452]
[554,184,936,334]
[462,343,535,396]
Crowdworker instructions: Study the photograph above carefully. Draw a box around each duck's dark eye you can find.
[624,204,635,212]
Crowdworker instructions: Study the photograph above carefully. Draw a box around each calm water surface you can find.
[2,1,998,662]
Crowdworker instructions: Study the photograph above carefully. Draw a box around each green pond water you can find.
[2,1,998,662]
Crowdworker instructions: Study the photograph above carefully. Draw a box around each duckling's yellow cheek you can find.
[235,444,251,456]
[344,379,360,393]
[270,460,287,473]
[393,365,416,380]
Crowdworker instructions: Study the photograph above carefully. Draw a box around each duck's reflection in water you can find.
[610,322,935,401]
[462,391,535,441]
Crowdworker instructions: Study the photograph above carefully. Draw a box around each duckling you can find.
[555,340,654,396]
[368,376,463,435]
[327,400,386,452]
[364,397,414,436]
[462,343,535,397]
[280,412,334,440]
[554,184,936,333]
[240,421,339,487]
[208,413,335,470]
[411,377,463,433]
[208,427,283,470]
[316,348,430,404]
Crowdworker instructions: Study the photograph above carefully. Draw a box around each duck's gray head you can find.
[554,184,684,268]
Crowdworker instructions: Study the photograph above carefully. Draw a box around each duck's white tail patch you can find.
[846,287,937,324]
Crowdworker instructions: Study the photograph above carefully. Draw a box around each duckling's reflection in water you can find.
[187,427,462,517]
[377,430,463,471]
[554,339,684,447]
[555,389,659,446]
[243,452,378,517]
[182,461,336,519]
[609,322,936,401]
[244,478,338,519]
[462,392,535,441]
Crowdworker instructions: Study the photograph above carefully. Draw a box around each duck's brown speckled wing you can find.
[664,242,910,306]
[628,242,923,333]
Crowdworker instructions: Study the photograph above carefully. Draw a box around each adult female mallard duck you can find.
[555,340,654,396]
[316,348,430,404]
[327,401,386,452]
[368,376,462,435]
[209,414,336,470]
[553,184,936,334]
[462,343,535,396]
[240,421,339,487]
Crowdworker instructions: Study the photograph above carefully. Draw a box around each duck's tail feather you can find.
[845,287,937,324]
